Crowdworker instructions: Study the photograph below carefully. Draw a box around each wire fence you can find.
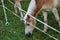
[1,0,60,40]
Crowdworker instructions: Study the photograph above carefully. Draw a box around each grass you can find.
[0,1,60,40]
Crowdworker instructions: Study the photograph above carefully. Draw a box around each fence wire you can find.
[1,0,9,25]
[1,0,60,40]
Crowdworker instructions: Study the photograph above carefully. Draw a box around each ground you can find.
[0,0,60,40]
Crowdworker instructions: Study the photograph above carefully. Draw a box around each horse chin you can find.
[25,31,32,37]
[25,24,34,37]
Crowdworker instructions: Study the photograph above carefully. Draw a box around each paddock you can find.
[0,0,60,40]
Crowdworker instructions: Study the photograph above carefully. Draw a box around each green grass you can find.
[0,1,60,40]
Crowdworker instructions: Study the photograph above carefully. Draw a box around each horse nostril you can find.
[25,32,32,37]
[26,24,30,26]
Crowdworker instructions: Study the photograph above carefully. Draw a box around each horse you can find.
[24,0,60,36]
[13,0,29,19]
[13,0,23,19]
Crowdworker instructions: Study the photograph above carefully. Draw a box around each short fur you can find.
[24,0,60,34]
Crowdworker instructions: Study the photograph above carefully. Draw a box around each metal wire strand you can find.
[1,0,9,25]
